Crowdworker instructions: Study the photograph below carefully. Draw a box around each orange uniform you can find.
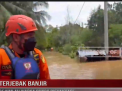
[0,44,50,79]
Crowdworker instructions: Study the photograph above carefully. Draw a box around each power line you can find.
[74,2,85,24]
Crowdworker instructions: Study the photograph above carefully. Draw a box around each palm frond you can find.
[11,2,34,11]
[0,4,12,28]
[35,10,51,20]
[33,2,49,8]
[0,30,5,44]
[1,2,50,28]
[2,2,27,15]
[40,15,47,25]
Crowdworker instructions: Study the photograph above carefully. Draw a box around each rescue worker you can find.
[0,15,50,79]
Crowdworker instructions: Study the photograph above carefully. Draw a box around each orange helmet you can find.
[5,15,37,36]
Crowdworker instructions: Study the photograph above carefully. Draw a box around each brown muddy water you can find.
[43,51,122,79]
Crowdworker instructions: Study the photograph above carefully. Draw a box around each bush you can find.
[69,51,75,59]
[58,47,63,53]
[71,46,78,52]
[63,44,72,55]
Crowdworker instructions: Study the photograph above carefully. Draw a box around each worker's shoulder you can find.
[0,48,7,55]
[34,48,43,55]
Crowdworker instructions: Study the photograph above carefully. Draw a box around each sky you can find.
[45,2,115,27]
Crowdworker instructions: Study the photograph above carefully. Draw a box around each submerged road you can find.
[44,51,122,79]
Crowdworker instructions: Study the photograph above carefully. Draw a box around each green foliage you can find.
[46,27,60,47]
[109,24,122,46]
[86,2,122,47]
[69,51,75,59]
[35,25,48,50]
[58,47,63,53]
[0,2,50,47]
[71,46,78,53]
[79,29,93,46]
[63,44,72,55]
[70,35,81,46]
[87,6,104,46]
[46,22,94,58]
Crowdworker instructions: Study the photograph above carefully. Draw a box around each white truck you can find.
[76,47,122,62]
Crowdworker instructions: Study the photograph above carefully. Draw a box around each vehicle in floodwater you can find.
[76,47,122,62]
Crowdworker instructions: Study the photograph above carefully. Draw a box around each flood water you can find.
[43,51,122,79]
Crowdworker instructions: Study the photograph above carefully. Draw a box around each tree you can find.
[45,25,54,32]
[113,2,122,24]
[87,5,104,46]
[0,1,51,46]
[109,24,122,46]
[35,23,48,49]
[87,2,122,47]
[0,2,51,25]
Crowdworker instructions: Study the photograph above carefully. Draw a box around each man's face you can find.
[13,31,35,50]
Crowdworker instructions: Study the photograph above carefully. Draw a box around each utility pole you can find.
[104,1,109,60]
